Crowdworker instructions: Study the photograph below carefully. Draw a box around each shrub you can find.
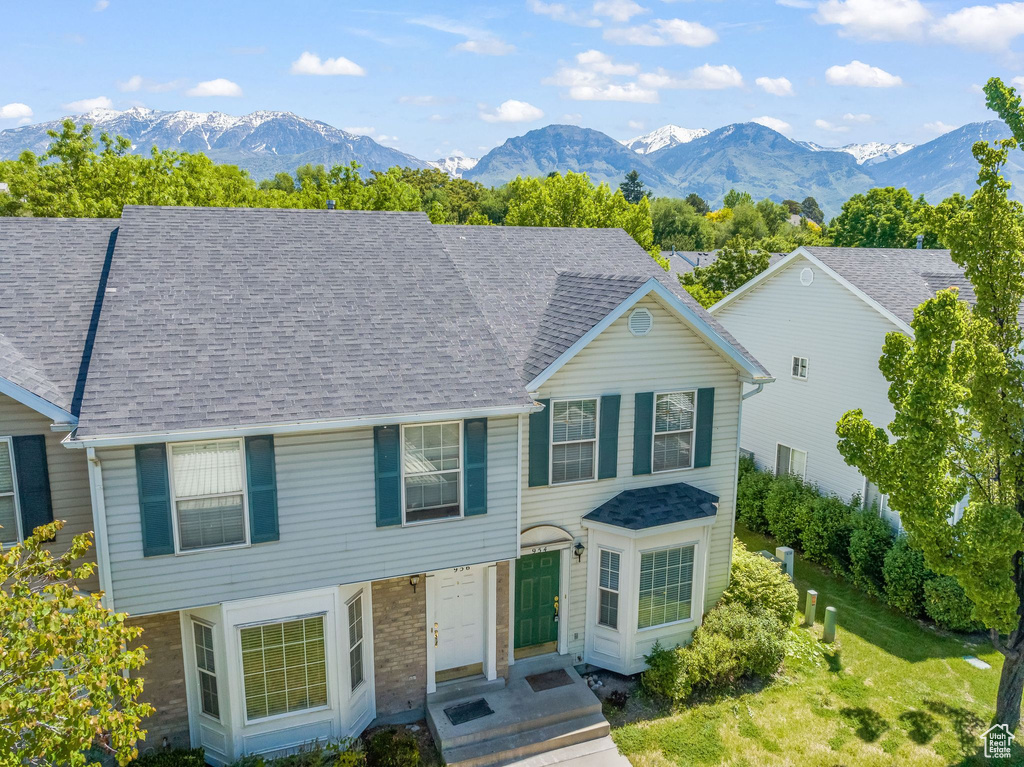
[642,641,691,703]
[722,539,799,627]
[736,468,775,533]
[924,576,984,632]
[800,494,855,573]
[225,739,365,767]
[848,508,894,598]
[130,750,206,767]
[696,603,786,679]
[366,729,419,767]
[738,454,757,483]
[763,474,813,547]
[883,536,934,616]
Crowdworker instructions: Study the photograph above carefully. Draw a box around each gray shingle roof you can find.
[0,218,117,415]
[663,249,787,278]
[75,207,531,437]
[582,481,719,530]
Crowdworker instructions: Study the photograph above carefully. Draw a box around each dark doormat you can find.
[444,698,494,726]
[526,668,574,692]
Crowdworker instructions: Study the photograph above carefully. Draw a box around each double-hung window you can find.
[775,444,807,479]
[551,399,598,484]
[240,616,328,721]
[347,593,365,691]
[192,620,220,719]
[638,545,695,629]
[0,438,20,545]
[403,422,462,523]
[598,549,620,629]
[653,391,695,472]
[792,356,808,380]
[170,440,247,552]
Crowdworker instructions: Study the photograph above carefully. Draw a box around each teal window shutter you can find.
[245,435,279,543]
[633,392,654,476]
[374,425,402,527]
[464,418,488,516]
[694,388,715,468]
[12,435,53,537]
[598,395,620,479]
[528,399,550,487]
[135,443,174,556]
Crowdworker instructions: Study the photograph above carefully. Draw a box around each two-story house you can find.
[3,207,771,764]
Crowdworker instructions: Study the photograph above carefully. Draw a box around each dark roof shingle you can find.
[583,481,719,530]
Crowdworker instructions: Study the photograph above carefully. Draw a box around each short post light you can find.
[775,546,795,579]
[823,606,838,643]
[804,589,818,627]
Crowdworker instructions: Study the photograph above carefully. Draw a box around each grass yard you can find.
[608,525,1024,766]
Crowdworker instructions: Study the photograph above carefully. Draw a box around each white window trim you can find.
[0,436,23,544]
[651,390,697,474]
[792,356,808,381]
[167,437,251,556]
[636,541,698,632]
[775,442,808,480]
[400,420,464,527]
[237,613,331,726]
[549,397,601,486]
[191,618,221,722]
[347,591,366,692]
[597,547,621,630]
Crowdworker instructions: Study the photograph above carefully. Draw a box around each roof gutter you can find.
[64,401,541,448]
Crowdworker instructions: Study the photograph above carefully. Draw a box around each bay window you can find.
[192,620,220,719]
[240,616,328,721]
[598,549,620,629]
[638,545,695,629]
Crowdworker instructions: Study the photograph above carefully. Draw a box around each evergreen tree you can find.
[619,169,650,204]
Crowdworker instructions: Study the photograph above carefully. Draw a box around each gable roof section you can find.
[73,207,532,439]
[0,218,118,422]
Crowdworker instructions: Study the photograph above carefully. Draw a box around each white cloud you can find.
[639,63,743,90]
[545,50,657,101]
[455,38,517,54]
[569,82,659,102]
[604,18,718,46]
[825,60,902,88]
[593,0,646,23]
[752,116,791,133]
[777,0,814,7]
[344,126,399,143]
[755,76,794,96]
[399,95,444,106]
[185,78,243,97]
[843,112,873,122]
[931,3,1024,50]
[924,120,956,134]
[1013,76,1024,89]
[0,102,33,121]
[815,118,850,132]
[627,119,644,130]
[409,17,516,55]
[63,96,113,111]
[479,99,545,123]
[527,0,601,27]
[575,49,639,75]
[562,113,584,124]
[93,0,109,10]
[290,52,366,76]
[117,75,182,93]
[815,0,929,41]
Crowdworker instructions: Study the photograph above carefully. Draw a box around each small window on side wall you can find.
[775,444,807,479]
[792,356,808,380]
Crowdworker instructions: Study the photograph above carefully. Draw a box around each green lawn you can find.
[609,525,1024,766]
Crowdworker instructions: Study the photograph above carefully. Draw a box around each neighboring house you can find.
[710,245,973,529]
[6,207,771,763]
[0,218,118,588]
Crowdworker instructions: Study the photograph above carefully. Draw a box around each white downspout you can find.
[742,381,767,400]
[86,447,115,610]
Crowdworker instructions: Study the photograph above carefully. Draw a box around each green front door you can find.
[515,551,560,649]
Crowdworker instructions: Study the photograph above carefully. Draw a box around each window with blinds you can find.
[0,438,20,545]
[240,616,328,720]
[638,545,695,629]
[551,399,598,484]
[192,621,220,719]
[171,440,247,551]
[403,422,462,523]
[653,391,696,472]
[599,549,620,629]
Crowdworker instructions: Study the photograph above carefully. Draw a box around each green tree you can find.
[756,198,789,236]
[685,193,710,215]
[835,138,1024,729]
[679,236,770,307]
[619,169,651,204]
[830,187,936,248]
[651,197,716,251]
[782,199,801,216]
[723,189,754,209]
[800,196,824,224]
[1,521,152,765]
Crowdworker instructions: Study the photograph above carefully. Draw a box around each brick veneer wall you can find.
[372,574,428,716]
[496,561,510,679]
[128,612,191,750]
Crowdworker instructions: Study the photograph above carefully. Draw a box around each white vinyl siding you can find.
[0,438,20,544]
[240,616,328,721]
[192,620,220,719]
[347,594,365,691]
[653,391,695,472]
[598,549,620,629]
[551,399,598,484]
[792,356,808,380]
[776,443,807,478]
[638,545,695,630]
[402,422,461,523]
[170,440,247,552]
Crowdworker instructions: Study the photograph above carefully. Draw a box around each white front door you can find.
[435,566,485,672]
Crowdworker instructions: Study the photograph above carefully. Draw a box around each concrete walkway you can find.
[502,735,632,766]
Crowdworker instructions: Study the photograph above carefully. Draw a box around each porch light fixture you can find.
[574,542,585,562]
[410,575,420,593]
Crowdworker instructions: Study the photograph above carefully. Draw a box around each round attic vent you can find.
[628,307,654,336]
[799,267,814,286]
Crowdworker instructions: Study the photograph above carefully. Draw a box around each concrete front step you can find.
[502,735,632,767]
[441,712,610,767]
[430,676,507,706]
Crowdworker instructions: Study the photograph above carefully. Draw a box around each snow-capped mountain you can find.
[0,107,429,178]
[622,125,710,155]
[428,154,479,178]
[798,140,915,166]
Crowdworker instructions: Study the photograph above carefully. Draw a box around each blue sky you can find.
[3,0,1024,159]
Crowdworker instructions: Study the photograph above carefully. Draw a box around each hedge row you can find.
[736,457,983,633]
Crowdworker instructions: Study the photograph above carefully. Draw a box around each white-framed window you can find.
[792,356,808,380]
[775,443,807,479]
[169,439,248,553]
[551,398,598,484]
[0,437,22,545]
[653,391,696,473]
[240,615,328,722]
[638,545,695,630]
[402,422,462,524]
[347,593,365,691]
[598,549,620,629]
[192,620,220,719]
